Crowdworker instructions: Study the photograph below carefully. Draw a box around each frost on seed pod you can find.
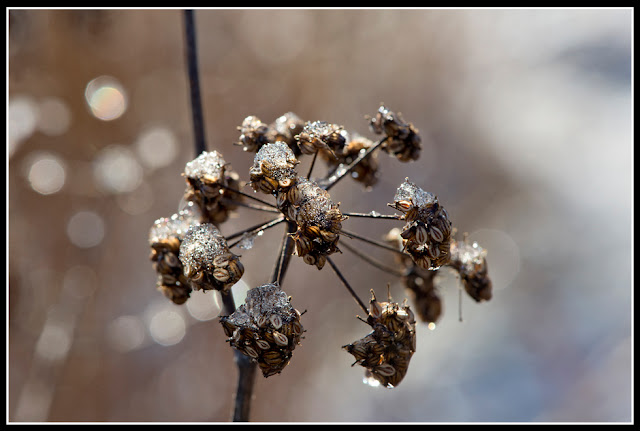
[449,237,492,302]
[267,112,305,156]
[367,104,421,162]
[343,289,416,388]
[183,150,242,224]
[148,202,201,304]
[219,282,304,377]
[235,115,271,153]
[277,177,347,269]
[179,223,244,292]
[249,141,299,195]
[385,228,443,324]
[389,178,452,270]
[296,120,347,155]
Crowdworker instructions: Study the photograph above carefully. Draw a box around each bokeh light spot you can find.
[85,76,127,121]
[66,210,105,248]
[26,152,66,195]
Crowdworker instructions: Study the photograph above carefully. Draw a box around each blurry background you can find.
[7,8,632,423]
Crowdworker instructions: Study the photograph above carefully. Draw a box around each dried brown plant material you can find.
[183,150,242,224]
[343,289,416,388]
[267,112,305,155]
[235,115,271,153]
[449,238,492,302]
[296,120,347,155]
[368,104,421,162]
[385,228,443,324]
[220,283,304,377]
[179,223,244,292]
[275,177,347,269]
[320,133,380,189]
[390,178,452,270]
[249,141,299,195]
[148,202,201,304]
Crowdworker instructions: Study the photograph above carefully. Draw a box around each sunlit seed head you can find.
[85,76,127,121]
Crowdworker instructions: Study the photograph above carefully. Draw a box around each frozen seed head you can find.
[270,112,305,153]
[236,115,270,152]
[183,151,241,224]
[297,121,346,155]
[367,104,421,162]
[390,179,452,270]
[148,203,202,305]
[344,288,416,388]
[249,142,298,194]
[179,223,243,292]
[219,283,304,377]
[449,238,492,302]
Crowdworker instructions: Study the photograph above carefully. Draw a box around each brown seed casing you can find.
[344,289,416,388]
[219,283,304,378]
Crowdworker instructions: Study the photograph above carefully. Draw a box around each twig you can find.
[340,240,408,278]
[183,10,207,156]
[340,229,407,256]
[220,183,278,209]
[327,257,369,315]
[342,212,401,220]
[227,216,285,247]
[323,137,387,191]
[271,221,298,285]
[220,197,281,214]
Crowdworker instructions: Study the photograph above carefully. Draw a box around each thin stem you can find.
[183,10,207,156]
[220,197,280,214]
[227,216,285,247]
[306,151,319,180]
[340,240,408,278]
[327,257,369,315]
[340,229,407,256]
[323,137,387,191]
[342,212,401,220]
[271,221,298,285]
[220,184,279,209]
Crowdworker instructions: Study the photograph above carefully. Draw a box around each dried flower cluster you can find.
[389,178,453,270]
[220,283,304,377]
[147,104,493,392]
[344,289,417,388]
[368,105,421,162]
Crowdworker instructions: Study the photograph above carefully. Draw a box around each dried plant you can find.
[146,10,494,421]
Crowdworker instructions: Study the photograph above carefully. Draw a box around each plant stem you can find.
[327,257,369,315]
[342,212,401,220]
[226,216,285,247]
[271,221,297,285]
[183,10,207,156]
[323,137,387,191]
[340,229,407,256]
[339,240,408,278]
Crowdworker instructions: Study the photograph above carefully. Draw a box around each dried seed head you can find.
[390,179,452,269]
[182,151,241,223]
[249,142,298,195]
[179,223,242,292]
[345,287,416,388]
[219,283,304,378]
[367,104,421,162]
[296,121,346,155]
[236,115,270,153]
[449,238,493,302]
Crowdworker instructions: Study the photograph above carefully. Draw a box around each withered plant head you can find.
[220,282,304,377]
[179,223,244,292]
[249,141,299,195]
[296,120,347,155]
[449,237,493,302]
[343,288,417,388]
[389,178,453,270]
[183,150,242,224]
[367,104,421,162]
[148,202,202,304]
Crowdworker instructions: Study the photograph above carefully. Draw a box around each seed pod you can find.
[449,238,493,302]
[220,283,304,378]
[236,115,270,152]
[344,287,416,388]
[367,104,421,162]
